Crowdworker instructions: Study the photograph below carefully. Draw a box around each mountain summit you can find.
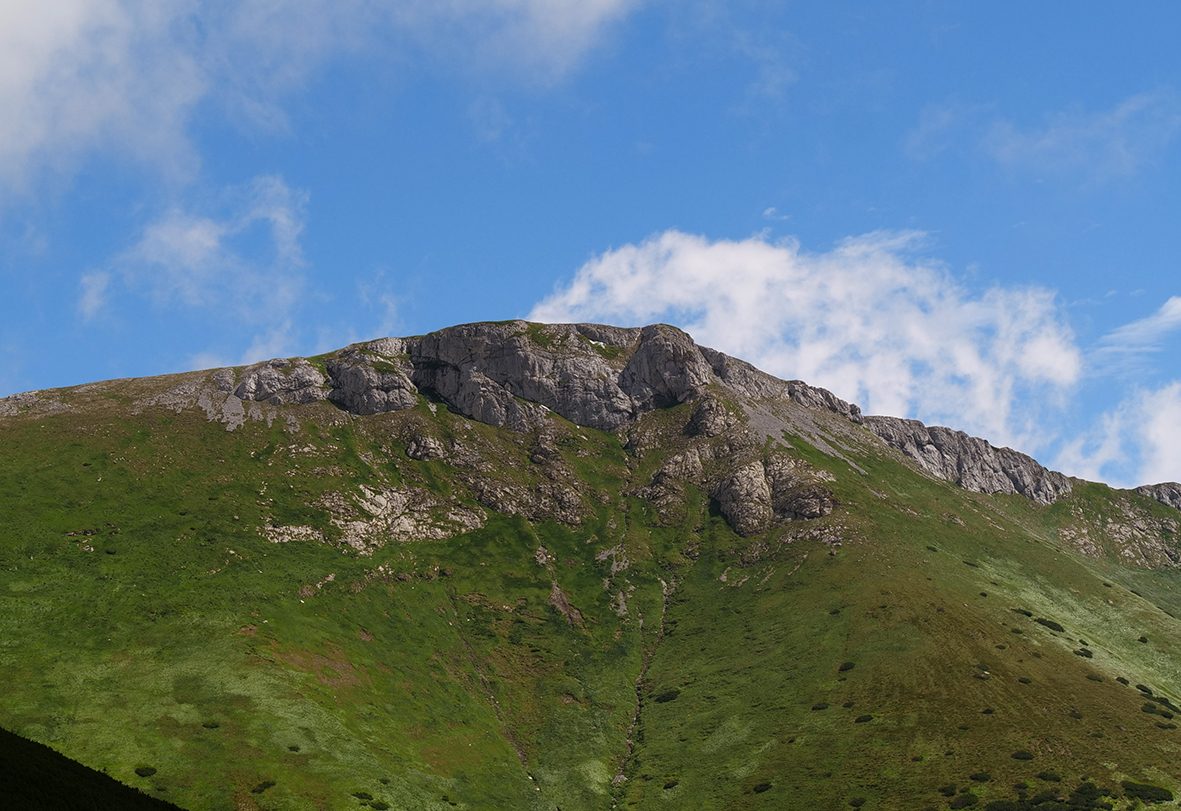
[2,321,1179,809]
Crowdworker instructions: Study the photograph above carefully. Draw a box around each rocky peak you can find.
[1137,482,1181,512]
[230,320,862,436]
[864,416,1073,504]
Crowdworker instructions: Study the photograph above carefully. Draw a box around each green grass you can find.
[0,377,1179,809]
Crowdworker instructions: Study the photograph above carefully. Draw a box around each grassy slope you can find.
[0,381,1179,810]
[0,724,182,809]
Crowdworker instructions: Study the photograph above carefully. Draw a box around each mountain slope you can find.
[1,321,1179,810]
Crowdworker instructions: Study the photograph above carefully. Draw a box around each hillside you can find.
[1,320,1180,810]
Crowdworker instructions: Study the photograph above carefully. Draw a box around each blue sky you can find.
[2,2,1179,487]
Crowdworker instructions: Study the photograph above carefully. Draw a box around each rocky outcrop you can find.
[712,454,836,537]
[1137,482,1181,512]
[222,321,864,437]
[235,359,328,405]
[326,349,417,415]
[864,416,1072,504]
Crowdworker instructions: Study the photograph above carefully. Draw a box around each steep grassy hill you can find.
[1,321,1179,810]
[0,724,181,809]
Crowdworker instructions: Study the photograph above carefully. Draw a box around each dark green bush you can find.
[134,766,157,778]
[1122,781,1173,803]
[1034,618,1065,633]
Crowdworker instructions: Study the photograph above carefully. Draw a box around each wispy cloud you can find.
[1088,296,1181,379]
[1056,382,1181,487]
[984,91,1181,181]
[77,271,111,320]
[0,1,643,196]
[530,228,1081,454]
[115,175,307,316]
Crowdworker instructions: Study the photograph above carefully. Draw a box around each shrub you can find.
[653,689,680,703]
[849,798,866,808]
[663,780,678,789]
[1017,676,1032,684]
[969,772,991,782]
[1011,751,1033,761]
[1035,618,1065,633]
[1122,781,1174,803]
[939,785,958,797]
[251,780,275,794]
[134,766,156,778]
[811,702,829,711]
[371,802,391,810]
[854,714,873,723]
[949,793,979,808]
[752,782,772,793]
[1036,772,1061,782]
[838,662,856,672]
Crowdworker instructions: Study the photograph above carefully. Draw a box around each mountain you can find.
[1,320,1179,810]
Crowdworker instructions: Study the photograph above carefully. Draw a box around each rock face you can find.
[1138,483,1181,512]
[234,359,327,405]
[864,416,1073,504]
[228,321,862,436]
[712,455,836,537]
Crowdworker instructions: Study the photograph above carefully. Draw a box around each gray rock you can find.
[406,436,446,461]
[235,359,327,405]
[409,322,634,431]
[327,351,417,415]
[1137,482,1181,512]
[714,462,774,536]
[618,324,714,409]
[765,455,835,519]
[686,396,734,437]
[864,416,1072,504]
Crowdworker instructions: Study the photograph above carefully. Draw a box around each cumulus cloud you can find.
[530,229,1082,453]
[1056,382,1181,487]
[984,91,1181,180]
[0,0,641,194]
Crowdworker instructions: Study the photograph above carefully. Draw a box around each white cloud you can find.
[116,175,307,317]
[530,229,1082,454]
[77,272,112,319]
[0,1,204,190]
[1056,382,1181,487]
[1099,296,1181,352]
[0,1,642,194]
[984,91,1181,180]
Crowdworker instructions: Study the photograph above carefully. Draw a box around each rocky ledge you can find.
[864,416,1074,504]
[230,320,862,432]
[1137,482,1181,512]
